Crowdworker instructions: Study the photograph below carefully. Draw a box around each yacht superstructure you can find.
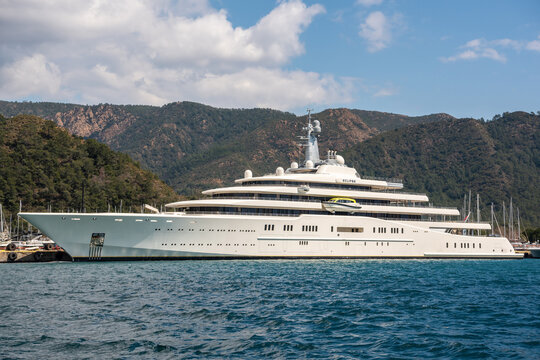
[20,112,521,260]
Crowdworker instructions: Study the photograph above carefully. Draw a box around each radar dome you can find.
[336,155,345,165]
[244,170,252,178]
[306,160,314,169]
[313,119,321,132]
[291,161,298,169]
[276,167,284,176]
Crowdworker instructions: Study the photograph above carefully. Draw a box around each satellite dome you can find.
[313,120,321,132]
[336,155,345,165]
[276,167,284,176]
[306,160,314,169]
[291,161,298,169]
[244,170,252,178]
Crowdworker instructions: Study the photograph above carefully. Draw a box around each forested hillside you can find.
[342,112,539,225]
[0,115,179,215]
[0,101,537,225]
[0,101,449,191]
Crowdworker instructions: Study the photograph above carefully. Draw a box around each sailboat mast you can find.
[503,201,506,238]
[476,193,480,223]
[509,198,514,240]
[468,190,472,222]
[517,207,521,242]
[462,195,466,220]
[491,202,494,236]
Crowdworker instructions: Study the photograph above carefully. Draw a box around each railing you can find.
[178,210,461,222]
[361,175,403,184]
[238,182,426,195]
[206,196,458,210]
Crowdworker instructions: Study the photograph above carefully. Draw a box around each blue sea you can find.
[1,259,539,359]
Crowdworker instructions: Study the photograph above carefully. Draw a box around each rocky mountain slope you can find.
[0,101,450,192]
[1,101,537,225]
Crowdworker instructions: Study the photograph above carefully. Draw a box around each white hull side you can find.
[20,213,522,260]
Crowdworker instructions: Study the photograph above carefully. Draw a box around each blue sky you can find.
[1,0,539,119]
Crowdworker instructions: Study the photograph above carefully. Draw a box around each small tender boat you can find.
[322,197,363,213]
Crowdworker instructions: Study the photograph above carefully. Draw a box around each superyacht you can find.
[20,112,521,260]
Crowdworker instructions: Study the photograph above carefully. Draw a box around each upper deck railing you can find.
[204,195,458,210]
[361,175,403,184]
[238,181,426,196]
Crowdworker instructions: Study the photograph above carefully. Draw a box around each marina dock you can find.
[0,249,71,263]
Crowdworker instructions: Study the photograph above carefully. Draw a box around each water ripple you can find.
[0,259,538,359]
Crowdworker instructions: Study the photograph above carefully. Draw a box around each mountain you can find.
[0,114,179,215]
[342,111,540,225]
[0,101,451,193]
[1,101,537,225]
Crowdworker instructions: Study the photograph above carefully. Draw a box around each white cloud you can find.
[0,54,62,99]
[0,0,352,112]
[442,35,540,63]
[526,35,540,52]
[356,0,383,6]
[358,11,391,52]
[373,87,397,97]
[193,67,354,110]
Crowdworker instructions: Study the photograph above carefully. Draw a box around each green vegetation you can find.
[342,112,540,226]
[0,114,179,216]
[0,102,444,195]
[523,228,540,243]
[0,101,537,226]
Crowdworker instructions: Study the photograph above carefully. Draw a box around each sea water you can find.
[1,259,539,359]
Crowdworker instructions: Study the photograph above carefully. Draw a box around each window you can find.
[337,227,364,233]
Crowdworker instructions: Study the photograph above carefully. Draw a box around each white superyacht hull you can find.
[20,212,522,260]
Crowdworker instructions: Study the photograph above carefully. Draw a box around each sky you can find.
[0,0,539,119]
